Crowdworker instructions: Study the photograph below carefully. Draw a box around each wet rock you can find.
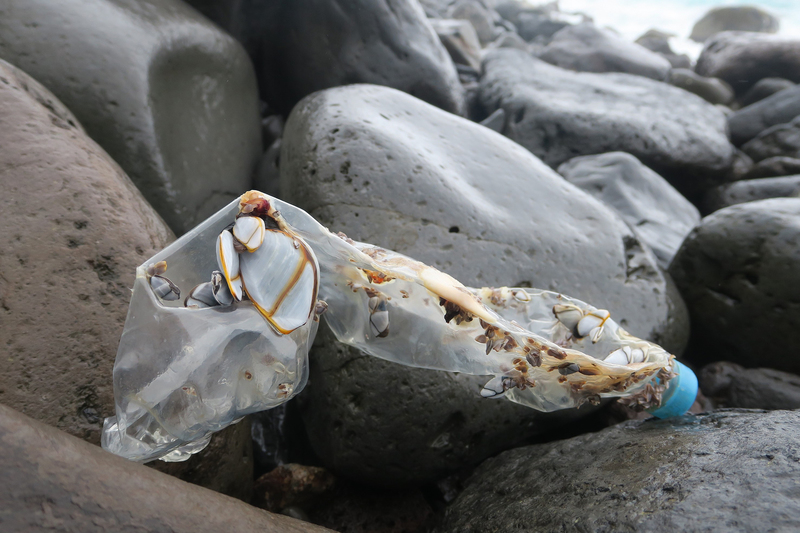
[700,362,800,410]
[480,49,735,197]
[669,198,800,374]
[0,0,262,234]
[635,29,692,69]
[430,18,483,71]
[260,0,465,117]
[0,404,328,533]
[668,68,734,106]
[690,6,779,43]
[704,175,800,212]
[254,464,336,513]
[439,409,800,532]
[0,58,255,498]
[447,0,499,45]
[558,152,700,268]
[728,85,800,146]
[695,32,800,96]
[742,156,800,180]
[539,23,671,80]
[741,116,800,162]
[281,84,689,486]
[740,77,795,108]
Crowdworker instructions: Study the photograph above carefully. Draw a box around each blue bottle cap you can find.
[646,360,698,419]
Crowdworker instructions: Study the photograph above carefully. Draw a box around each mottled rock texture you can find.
[700,362,800,410]
[728,85,800,146]
[704,175,800,212]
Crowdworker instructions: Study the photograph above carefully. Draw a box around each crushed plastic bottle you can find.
[102,191,696,463]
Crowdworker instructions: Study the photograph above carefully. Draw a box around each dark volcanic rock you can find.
[0,58,254,499]
[728,85,800,146]
[741,116,800,162]
[700,362,800,410]
[667,68,734,105]
[480,49,734,196]
[742,156,800,180]
[281,84,688,486]
[0,404,328,533]
[669,198,800,374]
[558,152,700,268]
[439,409,800,532]
[740,77,795,107]
[539,23,671,80]
[704,175,800,212]
[261,0,465,116]
[696,32,800,96]
[690,6,779,43]
[0,0,262,234]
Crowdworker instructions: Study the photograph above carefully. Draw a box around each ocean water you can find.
[555,0,800,58]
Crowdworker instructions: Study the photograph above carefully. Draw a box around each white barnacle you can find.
[553,303,583,331]
[150,275,180,301]
[184,281,218,308]
[480,375,507,398]
[512,289,531,303]
[233,216,266,252]
[576,309,610,343]
[210,271,234,306]
[216,230,243,301]
[368,295,389,338]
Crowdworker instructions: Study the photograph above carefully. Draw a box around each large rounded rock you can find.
[539,23,671,81]
[635,29,692,69]
[0,404,327,533]
[439,409,800,532]
[695,32,800,96]
[0,0,262,235]
[690,6,779,43]
[260,0,465,117]
[281,84,689,486]
[669,198,800,374]
[743,156,800,180]
[728,85,800,146]
[704,175,800,212]
[0,59,252,498]
[740,77,795,107]
[700,362,800,410]
[741,116,800,162]
[480,49,735,196]
[558,152,700,268]
[667,68,733,106]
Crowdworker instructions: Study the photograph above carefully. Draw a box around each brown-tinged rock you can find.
[254,464,336,512]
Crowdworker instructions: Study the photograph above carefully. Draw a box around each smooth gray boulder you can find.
[439,409,800,532]
[480,49,735,196]
[696,32,800,95]
[704,175,800,212]
[539,23,671,80]
[690,6,779,43]
[558,152,700,268]
[0,404,329,533]
[728,85,800,146]
[281,84,689,486]
[742,156,800,180]
[742,116,800,162]
[430,18,483,71]
[635,29,692,69]
[668,68,734,105]
[447,0,500,45]
[0,0,262,235]
[670,198,800,374]
[260,0,465,116]
[700,362,800,410]
[740,77,795,107]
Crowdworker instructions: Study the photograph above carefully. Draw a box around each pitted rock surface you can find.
[438,409,800,532]
[281,84,688,486]
[0,0,262,234]
[0,59,252,499]
[480,49,734,197]
[670,198,800,374]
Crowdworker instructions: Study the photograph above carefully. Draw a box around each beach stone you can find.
[447,0,499,45]
[0,59,254,498]
[670,198,800,374]
[495,1,583,43]
[690,6,779,43]
[430,18,483,71]
[742,116,800,162]
[558,152,700,268]
[487,31,530,52]
[742,156,800,180]
[260,0,465,117]
[740,77,795,107]
[281,84,689,486]
[668,68,734,106]
[635,29,691,69]
[0,0,262,235]
[695,32,800,96]
[700,362,800,410]
[439,409,800,532]
[704,175,800,212]
[480,49,735,196]
[728,85,800,146]
[0,404,329,533]
[539,23,671,80]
